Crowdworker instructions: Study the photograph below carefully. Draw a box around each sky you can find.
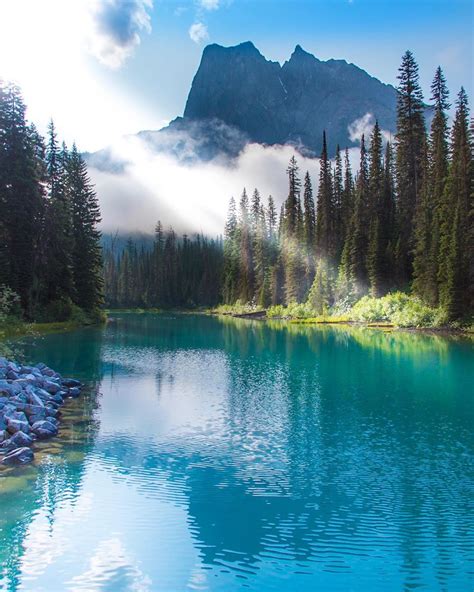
[0,0,472,152]
[0,0,472,234]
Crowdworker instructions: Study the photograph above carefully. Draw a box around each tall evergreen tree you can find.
[238,189,254,302]
[223,196,239,303]
[0,81,44,314]
[395,50,426,284]
[438,88,472,318]
[366,121,386,296]
[67,144,103,312]
[348,135,369,296]
[315,132,335,262]
[41,123,74,309]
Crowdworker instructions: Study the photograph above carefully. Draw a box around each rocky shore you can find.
[0,358,82,467]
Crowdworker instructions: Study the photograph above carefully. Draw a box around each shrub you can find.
[350,292,439,328]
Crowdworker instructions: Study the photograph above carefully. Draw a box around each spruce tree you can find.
[0,81,44,314]
[348,135,369,297]
[315,132,334,262]
[223,197,239,303]
[438,88,472,318]
[395,51,426,285]
[41,123,74,310]
[238,189,253,302]
[412,67,450,305]
[67,144,103,312]
[366,121,386,296]
[333,146,344,259]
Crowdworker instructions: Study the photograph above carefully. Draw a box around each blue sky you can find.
[0,0,472,150]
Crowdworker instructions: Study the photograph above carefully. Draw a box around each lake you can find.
[0,313,473,591]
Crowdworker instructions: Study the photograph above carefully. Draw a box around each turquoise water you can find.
[0,313,473,591]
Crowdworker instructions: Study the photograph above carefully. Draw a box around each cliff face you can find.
[182,42,398,155]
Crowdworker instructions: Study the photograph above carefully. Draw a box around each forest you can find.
[1,50,473,327]
[0,81,103,323]
[105,52,472,325]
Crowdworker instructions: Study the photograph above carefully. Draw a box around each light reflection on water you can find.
[0,314,473,591]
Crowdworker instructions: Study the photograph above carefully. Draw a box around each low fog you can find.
[89,113,386,237]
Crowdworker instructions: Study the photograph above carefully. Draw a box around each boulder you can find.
[2,447,34,466]
[7,418,30,435]
[68,387,81,398]
[62,378,82,388]
[24,404,47,420]
[31,420,58,439]
[43,380,62,394]
[10,430,34,447]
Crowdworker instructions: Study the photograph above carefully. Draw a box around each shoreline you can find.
[0,358,84,467]
[208,310,473,337]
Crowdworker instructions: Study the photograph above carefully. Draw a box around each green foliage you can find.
[350,292,439,327]
[0,81,104,324]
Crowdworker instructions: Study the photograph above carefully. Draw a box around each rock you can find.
[28,392,45,408]
[0,416,6,431]
[68,387,81,398]
[43,380,62,394]
[2,447,34,466]
[62,378,81,388]
[0,430,7,443]
[31,420,58,439]
[7,418,30,435]
[51,393,64,405]
[10,430,34,448]
[24,404,47,420]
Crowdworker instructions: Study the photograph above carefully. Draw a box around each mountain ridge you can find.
[86,41,402,171]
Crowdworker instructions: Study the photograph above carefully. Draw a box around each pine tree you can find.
[395,50,427,285]
[348,135,369,297]
[366,121,386,296]
[412,67,450,305]
[307,258,333,314]
[0,81,45,314]
[223,197,239,303]
[283,156,301,237]
[67,144,103,312]
[315,132,335,262]
[238,189,253,302]
[438,88,472,318]
[41,123,74,309]
[333,146,344,259]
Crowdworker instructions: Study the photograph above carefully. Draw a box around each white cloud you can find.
[88,133,361,236]
[86,0,153,69]
[189,22,209,44]
[199,0,220,10]
[348,112,393,144]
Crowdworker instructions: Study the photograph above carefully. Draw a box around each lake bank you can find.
[0,357,84,468]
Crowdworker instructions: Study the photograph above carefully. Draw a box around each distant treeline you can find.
[222,52,473,320]
[0,81,103,322]
[103,226,223,308]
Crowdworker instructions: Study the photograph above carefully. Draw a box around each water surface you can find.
[0,314,473,591]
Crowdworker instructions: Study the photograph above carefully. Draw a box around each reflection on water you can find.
[0,314,473,591]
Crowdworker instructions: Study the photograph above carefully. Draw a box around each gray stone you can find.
[2,447,34,466]
[31,420,58,439]
[7,418,30,435]
[62,378,82,388]
[43,380,62,394]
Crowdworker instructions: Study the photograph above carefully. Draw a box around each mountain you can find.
[87,42,400,171]
[176,41,398,156]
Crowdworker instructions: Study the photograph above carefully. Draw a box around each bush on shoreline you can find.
[240,291,468,329]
